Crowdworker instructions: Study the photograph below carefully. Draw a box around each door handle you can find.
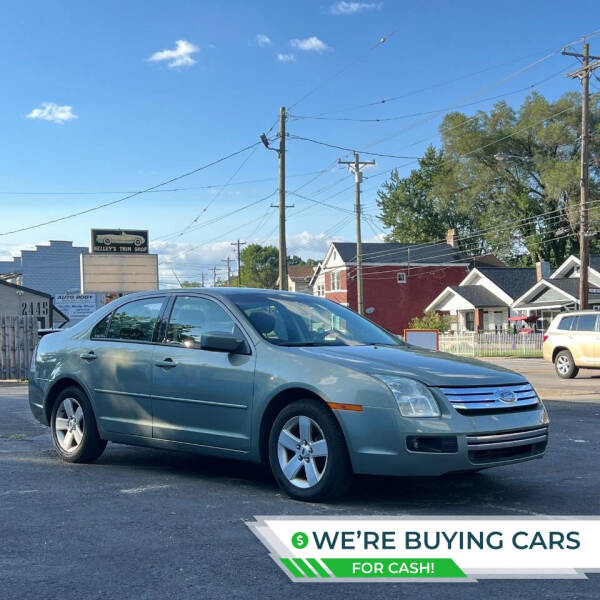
[79,351,97,361]
[155,358,177,369]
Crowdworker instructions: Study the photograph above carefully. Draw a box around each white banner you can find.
[54,294,97,319]
[248,516,600,582]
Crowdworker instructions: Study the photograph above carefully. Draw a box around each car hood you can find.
[289,344,527,387]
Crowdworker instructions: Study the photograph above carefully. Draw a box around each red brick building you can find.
[311,241,470,333]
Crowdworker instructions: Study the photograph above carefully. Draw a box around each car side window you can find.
[557,316,575,331]
[91,314,111,339]
[575,314,597,331]
[106,298,164,342]
[166,296,238,347]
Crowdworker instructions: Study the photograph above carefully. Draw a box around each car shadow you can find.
[95,443,543,512]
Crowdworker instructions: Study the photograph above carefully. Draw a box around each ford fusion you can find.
[29,289,549,501]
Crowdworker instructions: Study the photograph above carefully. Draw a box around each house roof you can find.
[545,277,584,299]
[589,255,600,271]
[475,267,537,300]
[449,285,509,307]
[287,265,315,282]
[331,241,467,265]
[470,254,506,268]
[0,278,52,299]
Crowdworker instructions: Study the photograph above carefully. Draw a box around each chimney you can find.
[536,261,551,281]
[446,228,456,248]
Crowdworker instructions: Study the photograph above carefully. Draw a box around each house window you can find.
[397,272,407,284]
[331,271,341,291]
[316,283,325,297]
[332,250,338,261]
[465,311,475,332]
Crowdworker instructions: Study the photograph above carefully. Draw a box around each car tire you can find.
[554,350,578,379]
[50,386,107,463]
[268,399,352,502]
[103,238,111,245]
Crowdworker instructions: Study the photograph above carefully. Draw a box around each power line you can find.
[0,141,262,237]
[288,135,419,159]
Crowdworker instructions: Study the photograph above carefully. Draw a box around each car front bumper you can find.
[336,403,549,477]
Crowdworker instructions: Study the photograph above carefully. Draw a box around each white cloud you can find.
[277,53,296,62]
[256,34,272,47]
[290,36,329,52]
[148,40,199,68]
[26,102,78,124]
[330,1,382,14]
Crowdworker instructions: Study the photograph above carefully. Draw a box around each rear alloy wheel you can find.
[269,399,352,502]
[51,386,107,463]
[555,350,578,379]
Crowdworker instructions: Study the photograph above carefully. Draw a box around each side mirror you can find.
[199,331,244,353]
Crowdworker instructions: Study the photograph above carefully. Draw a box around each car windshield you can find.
[232,292,402,347]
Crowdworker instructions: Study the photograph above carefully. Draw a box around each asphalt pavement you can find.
[1,372,598,600]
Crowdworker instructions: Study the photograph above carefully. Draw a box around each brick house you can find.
[311,240,470,333]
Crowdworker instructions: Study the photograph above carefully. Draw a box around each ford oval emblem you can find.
[497,389,517,404]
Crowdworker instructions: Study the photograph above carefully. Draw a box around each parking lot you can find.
[1,358,598,600]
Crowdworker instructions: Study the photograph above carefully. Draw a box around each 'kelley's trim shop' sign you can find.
[91,229,149,253]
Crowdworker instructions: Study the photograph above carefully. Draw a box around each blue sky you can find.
[1,0,598,285]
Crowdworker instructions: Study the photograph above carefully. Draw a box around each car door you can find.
[151,294,255,451]
[574,313,599,365]
[81,296,166,438]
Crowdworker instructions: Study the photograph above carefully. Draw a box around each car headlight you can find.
[372,375,441,417]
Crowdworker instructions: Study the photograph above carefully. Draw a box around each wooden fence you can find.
[439,332,544,358]
[0,315,38,380]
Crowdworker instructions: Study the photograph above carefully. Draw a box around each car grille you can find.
[466,425,548,463]
[438,383,539,414]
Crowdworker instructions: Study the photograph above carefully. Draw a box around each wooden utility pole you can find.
[278,106,287,290]
[338,152,376,316]
[211,266,218,287]
[563,41,600,309]
[222,256,232,286]
[231,239,246,287]
[200,272,205,287]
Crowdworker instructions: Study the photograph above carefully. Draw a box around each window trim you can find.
[397,272,407,284]
[89,296,167,344]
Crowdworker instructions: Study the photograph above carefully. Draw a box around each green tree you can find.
[287,255,318,266]
[377,146,480,248]
[181,280,201,287]
[240,244,279,288]
[408,310,451,333]
[377,92,600,266]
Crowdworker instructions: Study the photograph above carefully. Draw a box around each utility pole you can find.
[200,272,205,287]
[231,239,246,287]
[260,107,288,290]
[338,152,376,316]
[211,266,218,287]
[278,107,287,290]
[563,41,600,309]
[222,256,232,286]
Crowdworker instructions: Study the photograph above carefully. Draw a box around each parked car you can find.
[95,232,145,246]
[543,310,600,378]
[29,289,549,501]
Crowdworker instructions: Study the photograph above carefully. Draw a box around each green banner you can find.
[281,558,465,579]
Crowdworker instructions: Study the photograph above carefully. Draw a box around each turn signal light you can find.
[543,335,548,343]
[327,402,363,412]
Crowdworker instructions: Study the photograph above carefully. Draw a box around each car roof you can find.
[129,287,314,299]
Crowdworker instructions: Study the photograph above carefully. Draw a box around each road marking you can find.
[120,484,171,494]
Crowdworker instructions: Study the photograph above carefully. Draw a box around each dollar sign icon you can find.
[291,531,309,549]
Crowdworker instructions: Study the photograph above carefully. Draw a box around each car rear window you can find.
[575,314,598,331]
[557,316,575,330]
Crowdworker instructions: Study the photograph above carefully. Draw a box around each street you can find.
[1,358,599,599]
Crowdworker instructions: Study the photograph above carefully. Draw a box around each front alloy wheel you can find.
[277,416,328,488]
[269,399,352,502]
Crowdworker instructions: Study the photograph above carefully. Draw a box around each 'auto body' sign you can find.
[54,294,97,319]
[91,229,149,253]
